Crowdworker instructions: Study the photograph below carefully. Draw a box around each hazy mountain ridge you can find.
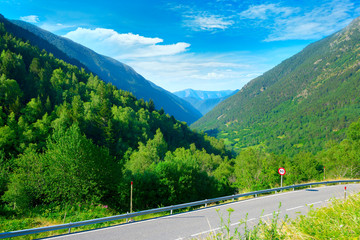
[3,16,201,124]
[174,89,236,100]
[192,16,360,155]
[174,89,238,115]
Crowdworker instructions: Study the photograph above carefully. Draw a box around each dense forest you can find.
[0,22,233,213]
[192,16,360,156]
[0,18,359,224]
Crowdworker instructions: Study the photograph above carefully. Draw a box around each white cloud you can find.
[65,28,162,45]
[124,51,279,92]
[190,72,226,80]
[61,26,303,92]
[63,27,189,58]
[240,4,299,20]
[20,15,39,23]
[197,62,250,68]
[40,23,75,32]
[169,4,234,32]
[185,14,234,31]
[266,0,355,41]
[120,42,190,58]
[240,0,356,42]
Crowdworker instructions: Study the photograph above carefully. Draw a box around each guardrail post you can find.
[255,194,257,198]
[344,186,347,200]
[205,200,207,208]
[232,195,235,202]
[170,206,173,215]
[68,222,71,233]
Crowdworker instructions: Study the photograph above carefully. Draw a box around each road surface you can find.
[45,183,360,240]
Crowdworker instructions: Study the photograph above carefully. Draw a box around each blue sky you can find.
[1,0,360,91]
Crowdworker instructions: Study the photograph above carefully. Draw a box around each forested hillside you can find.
[0,22,234,213]
[192,16,360,156]
[1,21,360,232]
[0,15,202,124]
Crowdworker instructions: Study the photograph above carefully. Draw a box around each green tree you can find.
[126,129,168,173]
[0,74,23,114]
[4,125,119,209]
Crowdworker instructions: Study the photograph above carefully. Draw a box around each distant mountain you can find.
[174,89,236,100]
[192,16,360,155]
[0,15,201,124]
[174,89,238,115]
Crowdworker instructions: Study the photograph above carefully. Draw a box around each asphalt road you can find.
[45,183,360,240]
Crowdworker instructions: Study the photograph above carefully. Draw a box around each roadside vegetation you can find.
[209,192,360,240]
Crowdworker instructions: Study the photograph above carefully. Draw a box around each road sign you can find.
[278,168,286,175]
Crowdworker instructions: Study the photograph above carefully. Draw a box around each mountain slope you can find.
[0,21,232,212]
[174,89,238,115]
[0,15,201,124]
[192,16,360,155]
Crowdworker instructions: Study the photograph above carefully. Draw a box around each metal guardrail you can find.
[1,179,359,239]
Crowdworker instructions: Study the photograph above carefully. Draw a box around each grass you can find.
[0,203,122,239]
[284,193,360,239]
[202,204,288,240]
[0,203,184,239]
[203,192,360,240]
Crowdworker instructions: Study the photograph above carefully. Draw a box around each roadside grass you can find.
[203,205,288,240]
[0,204,122,239]
[284,192,360,239]
[0,203,183,239]
[204,192,360,240]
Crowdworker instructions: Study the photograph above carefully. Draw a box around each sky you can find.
[1,0,360,92]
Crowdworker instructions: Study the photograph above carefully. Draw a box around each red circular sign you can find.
[278,168,286,175]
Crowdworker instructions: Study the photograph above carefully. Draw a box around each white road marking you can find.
[286,206,303,211]
[48,189,317,239]
[47,184,360,239]
[192,217,258,237]
[190,227,223,237]
[307,201,322,206]
[261,211,280,218]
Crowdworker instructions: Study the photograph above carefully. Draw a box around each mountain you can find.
[0,21,232,212]
[0,15,201,124]
[192,16,360,155]
[173,89,238,115]
[174,89,236,100]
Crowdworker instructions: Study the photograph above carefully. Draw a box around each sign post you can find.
[130,181,133,214]
[278,168,286,188]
